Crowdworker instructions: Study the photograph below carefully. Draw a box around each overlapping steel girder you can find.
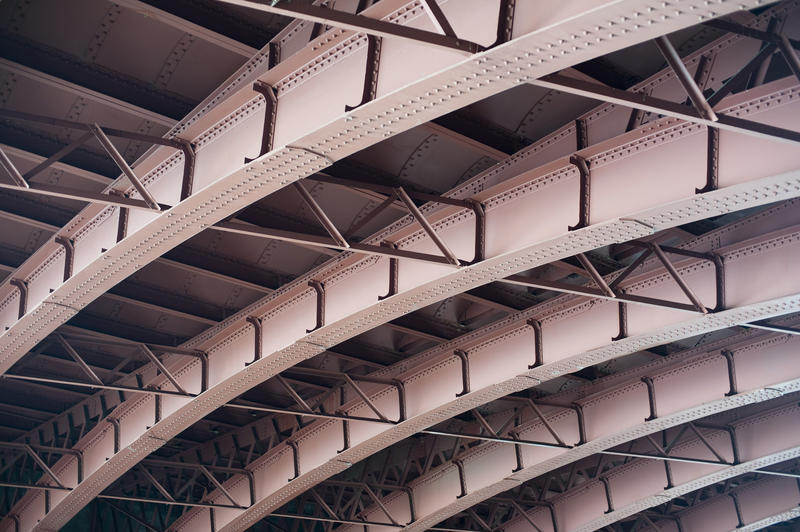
[134,318,799,530]
[0,0,743,371]
[335,321,800,531]
[7,79,800,532]
[1,0,792,453]
[638,474,800,532]
[492,399,800,532]
[102,197,800,521]
[1,3,800,528]
[162,205,800,530]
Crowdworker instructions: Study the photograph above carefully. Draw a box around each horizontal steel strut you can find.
[3,3,796,528]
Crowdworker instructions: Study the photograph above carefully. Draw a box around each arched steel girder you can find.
[489,399,800,532]
[2,0,794,456]
[3,0,798,442]
[8,91,800,529]
[332,324,800,531]
[161,204,800,530]
[0,0,741,371]
[639,473,800,532]
[6,4,800,528]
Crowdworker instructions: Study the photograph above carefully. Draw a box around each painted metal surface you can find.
[2,0,737,374]
[166,206,800,530]
[1,2,797,529]
[620,474,800,532]
[497,400,800,532]
[7,76,800,530]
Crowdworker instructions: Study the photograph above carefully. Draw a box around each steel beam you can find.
[15,80,800,532]
[300,321,800,531]
[170,217,800,531]
[493,401,800,532]
[647,474,800,532]
[1,4,792,528]
[531,74,800,143]
[216,0,482,53]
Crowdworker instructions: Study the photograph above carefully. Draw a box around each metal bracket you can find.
[179,140,196,201]
[642,376,658,421]
[526,318,543,369]
[346,35,382,111]
[489,0,515,48]
[721,349,738,396]
[378,241,399,300]
[466,199,486,264]
[572,402,587,445]
[245,81,278,163]
[54,236,75,282]
[510,430,524,473]
[337,418,350,454]
[567,154,590,231]
[9,278,27,319]
[599,476,614,513]
[268,41,280,69]
[575,118,588,150]
[454,349,470,397]
[453,458,467,498]
[110,190,129,242]
[696,126,719,193]
[306,280,326,333]
[729,492,745,528]
[287,440,300,481]
[664,460,674,489]
[245,316,263,366]
[108,417,121,454]
[611,294,628,342]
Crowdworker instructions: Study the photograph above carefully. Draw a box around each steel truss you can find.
[532,25,800,145]
[3,0,731,373]
[3,3,799,530]
[294,315,800,531]
[7,199,800,530]
[617,468,800,532]
[482,399,800,532]
[165,208,800,530]
[7,0,800,460]
[0,109,195,211]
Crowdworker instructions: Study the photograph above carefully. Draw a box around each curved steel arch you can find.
[6,4,800,528]
[353,329,800,532]
[11,70,800,532]
[611,472,800,532]
[494,400,800,532]
[166,206,800,530]
[16,2,794,463]
[1,0,721,373]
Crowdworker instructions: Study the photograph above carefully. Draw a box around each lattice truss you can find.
[0,0,799,531]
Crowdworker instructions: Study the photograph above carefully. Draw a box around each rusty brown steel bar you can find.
[89,123,161,211]
[395,186,460,266]
[293,181,349,248]
[0,147,30,188]
[654,35,718,122]
[20,131,94,182]
[55,334,104,386]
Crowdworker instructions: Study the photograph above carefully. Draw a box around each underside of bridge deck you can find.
[1,1,799,531]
